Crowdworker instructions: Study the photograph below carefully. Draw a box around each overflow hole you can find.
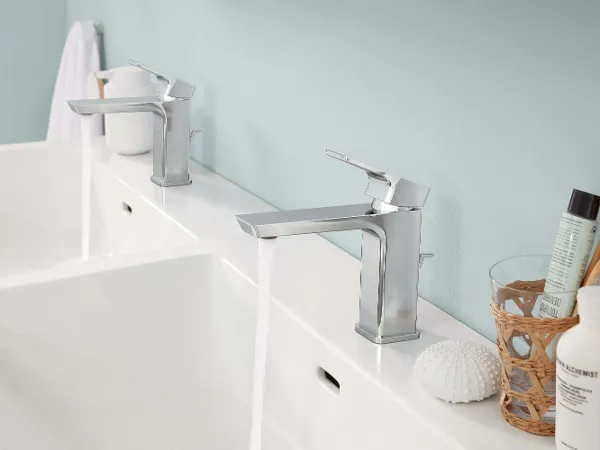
[122,202,133,215]
[317,367,340,394]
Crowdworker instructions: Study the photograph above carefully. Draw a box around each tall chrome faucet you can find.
[236,151,431,344]
[68,60,196,187]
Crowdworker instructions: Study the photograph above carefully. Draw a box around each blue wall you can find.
[0,1,65,144]
[67,1,600,339]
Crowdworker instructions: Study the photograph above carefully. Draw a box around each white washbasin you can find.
[0,140,197,279]
[0,137,555,449]
[0,253,254,450]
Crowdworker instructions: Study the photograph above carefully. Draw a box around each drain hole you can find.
[122,202,133,215]
[318,367,340,394]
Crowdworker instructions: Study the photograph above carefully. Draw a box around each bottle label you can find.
[539,213,597,319]
[556,357,600,449]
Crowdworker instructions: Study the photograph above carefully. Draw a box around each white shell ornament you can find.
[414,340,502,403]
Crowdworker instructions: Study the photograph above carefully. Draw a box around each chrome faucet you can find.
[236,151,431,344]
[68,60,196,187]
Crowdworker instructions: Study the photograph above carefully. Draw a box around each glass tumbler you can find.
[489,254,578,429]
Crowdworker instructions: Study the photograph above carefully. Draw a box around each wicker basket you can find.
[491,279,579,436]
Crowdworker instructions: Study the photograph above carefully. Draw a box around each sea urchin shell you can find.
[414,340,502,403]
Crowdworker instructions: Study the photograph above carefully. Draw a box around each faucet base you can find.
[150,175,192,187]
[355,324,421,344]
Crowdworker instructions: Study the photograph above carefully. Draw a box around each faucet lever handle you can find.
[326,149,395,184]
[326,149,430,209]
[128,60,196,99]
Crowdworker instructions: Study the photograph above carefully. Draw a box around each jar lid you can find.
[568,189,600,221]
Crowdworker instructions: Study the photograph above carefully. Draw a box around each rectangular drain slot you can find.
[318,367,340,394]
[122,202,133,215]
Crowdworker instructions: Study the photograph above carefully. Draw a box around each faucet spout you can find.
[67,96,166,118]
[236,204,378,238]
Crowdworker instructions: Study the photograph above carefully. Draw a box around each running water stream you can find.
[80,115,93,260]
[249,238,277,450]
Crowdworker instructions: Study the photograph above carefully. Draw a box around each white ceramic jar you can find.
[96,66,156,155]
[556,286,600,450]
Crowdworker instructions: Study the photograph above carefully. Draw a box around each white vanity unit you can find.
[0,138,553,449]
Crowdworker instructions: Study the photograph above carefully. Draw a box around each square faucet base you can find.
[355,324,421,344]
[151,175,192,187]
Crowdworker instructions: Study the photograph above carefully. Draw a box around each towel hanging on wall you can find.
[47,21,102,141]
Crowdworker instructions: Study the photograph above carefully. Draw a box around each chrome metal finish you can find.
[68,96,165,116]
[326,149,430,211]
[236,204,374,238]
[236,150,431,344]
[128,60,196,99]
[68,62,197,187]
[355,326,421,344]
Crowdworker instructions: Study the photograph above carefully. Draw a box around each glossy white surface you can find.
[0,254,251,450]
[0,138,554,449]
[0,141,196,278]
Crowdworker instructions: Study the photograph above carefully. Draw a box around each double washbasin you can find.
[0,138,554,449]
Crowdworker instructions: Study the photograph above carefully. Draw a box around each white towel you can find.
[47,21,102,141]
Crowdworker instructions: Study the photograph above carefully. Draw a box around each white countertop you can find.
[85,138,555,449]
